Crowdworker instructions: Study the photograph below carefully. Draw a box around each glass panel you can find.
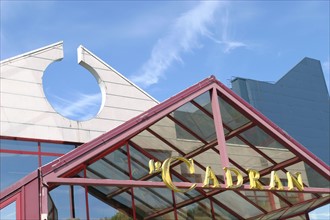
[281,200,314,219]
[243,190,274,212]
[286,215,306,220]
[85,169,120,195]
[239,126,297,164]
[153,211,175,220]
[87,146,129,180]
[174,174,201,203]
[41,142,75,154]
[226,136,245,145]
[0,139,38,151]
[0,153,38,191]
[73,186,87,220]
[113,192,133,209]
[240,126,284,149]
[308,195,330,211]
[173,101,216,142]
[259,148,296,164]
[0,201,16,220]
[88,186,132,219]
[88,192,120,219]
[276,191,317,209]
[172,148,223,184]
[301,163,329,188]
[42,156,60,165]
[150,116,204,154]
[227,138,274,172]
[177,198,212,220]
[309,200,330,220]
[260,209,286,220]
[134,187,173,218]
[212,201,237,220]
[131,130,175,159]
[129,145,151,180]
[213,191,263,218]
[218,96,250,130]
[173,162,205,184]
[49,186,71,219]
[194,91,212,113]
[107,211,133,220]
[47,194,58,220]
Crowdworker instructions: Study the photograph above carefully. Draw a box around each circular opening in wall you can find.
[43,54,103,121]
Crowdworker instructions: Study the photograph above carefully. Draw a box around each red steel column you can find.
[126,143,137,220]
[211,87,230,177]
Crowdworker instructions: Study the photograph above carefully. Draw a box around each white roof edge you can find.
[79,45,159,104]
[0,41,64,64]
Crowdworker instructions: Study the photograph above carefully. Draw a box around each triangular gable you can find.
[36,76,330,219]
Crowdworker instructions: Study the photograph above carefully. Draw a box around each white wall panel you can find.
[0,42,158,143]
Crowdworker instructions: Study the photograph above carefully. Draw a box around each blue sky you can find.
[1,1,329,218]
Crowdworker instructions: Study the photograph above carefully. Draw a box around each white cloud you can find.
[51,92,102,121]
[130,1,225,88]
[130,1,248,88]
[206,8,248,53]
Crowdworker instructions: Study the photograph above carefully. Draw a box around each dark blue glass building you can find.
[232,57,330,165]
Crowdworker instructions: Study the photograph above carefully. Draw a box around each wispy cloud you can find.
[130,1,225,88]
[130,2,248,88]
[206,8,248,53]
[50,92,102,121]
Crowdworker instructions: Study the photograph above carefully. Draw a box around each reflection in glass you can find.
[0,153,38,191]
[88,146,129,180]
[134,187,173,217]
[177,198,212,220]
[88,192,118,219]
[48,194,58,220]
[218,96,250,130]
[129,145,150,180]
[41,142,75,154]
[42,156,60,166]
[0,139,38,151]
[213,191,262,218]
[174,102,216,142]
[74,186,87,220]
[213,201,236,220]
[0,201,16,220]
[240,126,284,149]
[49,186,70,219]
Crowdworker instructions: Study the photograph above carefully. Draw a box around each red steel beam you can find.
[44,178,330,194]
[215,81,330,178]
[211,87,230,170]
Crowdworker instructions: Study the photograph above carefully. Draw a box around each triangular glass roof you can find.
[29,76,330,219]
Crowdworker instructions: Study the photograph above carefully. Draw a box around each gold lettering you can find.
[269,171,284,190]
[148,157,305,193]
[162,157,197,193]
[247,169,263,190]
[203,166,220,188]
[149,159,162,174]
[287,172,304,191]
[224,167,243,188]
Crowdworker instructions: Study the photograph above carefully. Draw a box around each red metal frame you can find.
[1,76,329,219]
[126,143,137,220]
[0,192,21,219]
[215,80,330,177]
[211,87,230,171]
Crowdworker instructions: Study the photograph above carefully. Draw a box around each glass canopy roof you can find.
[2,76,329,219]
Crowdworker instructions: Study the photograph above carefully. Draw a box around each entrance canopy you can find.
[1,76,329,219]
